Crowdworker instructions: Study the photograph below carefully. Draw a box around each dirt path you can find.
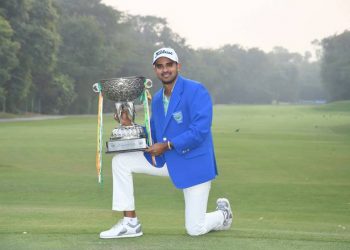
[0,115,66,123]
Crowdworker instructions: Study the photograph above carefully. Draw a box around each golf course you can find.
[1,102,349,249]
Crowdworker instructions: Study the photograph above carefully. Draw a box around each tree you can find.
[40,74,76,114]
[0,0,326,113]
[321,30,350,101]
[296,56,324,101]
[0,15,20,111]
[55,0,128,113]
[57,15,107,113]
[28,0,66,114]
[266,47,301,103]
[0,0,69,113]
[0,0,32,112]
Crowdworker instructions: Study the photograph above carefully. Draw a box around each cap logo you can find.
[155,50,173,56]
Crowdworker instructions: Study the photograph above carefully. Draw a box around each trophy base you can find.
[106,138,147,153]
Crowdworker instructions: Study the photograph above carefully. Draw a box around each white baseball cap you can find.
[152,47,179,64]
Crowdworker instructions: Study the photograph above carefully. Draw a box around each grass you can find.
[0,102,350,249]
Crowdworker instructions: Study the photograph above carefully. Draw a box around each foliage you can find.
[321,30,350,101]
[0,0,31,112]
[0,15,20,111]
[2,0,348,114]
[0,16,19,84]
[187,45,323,104]
[0,0,63,113]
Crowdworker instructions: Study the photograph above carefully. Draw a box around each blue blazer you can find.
[145,75,218,189]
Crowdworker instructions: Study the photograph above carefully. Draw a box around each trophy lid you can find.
[100,76,146,102]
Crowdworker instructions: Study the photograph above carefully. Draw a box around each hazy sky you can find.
[102,0,350,54]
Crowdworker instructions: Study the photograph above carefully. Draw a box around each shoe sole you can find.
[100,232,143,239]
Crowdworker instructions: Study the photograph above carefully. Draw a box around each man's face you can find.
[153,57,180,85]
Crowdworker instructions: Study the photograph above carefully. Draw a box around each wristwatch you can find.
[167,141,173,150]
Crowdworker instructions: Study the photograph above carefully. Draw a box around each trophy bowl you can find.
[100,76,146,102]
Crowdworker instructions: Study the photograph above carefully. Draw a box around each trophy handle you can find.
[92,83,101,93]
[144,79,152,89]
[142,79,156,166]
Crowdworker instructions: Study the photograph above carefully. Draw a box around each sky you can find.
[102,0,350,55]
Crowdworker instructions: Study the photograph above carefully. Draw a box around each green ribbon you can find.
[140,83,152,145]
[96,82,104,186]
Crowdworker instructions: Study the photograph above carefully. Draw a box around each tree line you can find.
[0,0,349,114]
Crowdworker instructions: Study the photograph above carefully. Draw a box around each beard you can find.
[161,72,178,85]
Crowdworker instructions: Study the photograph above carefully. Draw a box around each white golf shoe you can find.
[216,198,233,230]
[100,219,143,239]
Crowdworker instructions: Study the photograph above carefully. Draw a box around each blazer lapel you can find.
[162,76,184,134]
[150,91,165,136]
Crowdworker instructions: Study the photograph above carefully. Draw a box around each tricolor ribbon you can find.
[93,83,104,184]
[141,80,156,166]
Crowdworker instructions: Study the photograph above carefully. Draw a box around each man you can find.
[100,48,232,238]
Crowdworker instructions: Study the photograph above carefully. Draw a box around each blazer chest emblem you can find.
[172,111,183,124]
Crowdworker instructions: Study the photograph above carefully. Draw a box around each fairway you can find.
[1,103,350,249]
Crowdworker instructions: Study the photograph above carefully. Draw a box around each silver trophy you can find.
[93,76,153,153]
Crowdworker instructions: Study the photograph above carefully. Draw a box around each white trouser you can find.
[111,151,224,236]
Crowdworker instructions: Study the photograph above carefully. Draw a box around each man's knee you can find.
[185,224,206,236]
